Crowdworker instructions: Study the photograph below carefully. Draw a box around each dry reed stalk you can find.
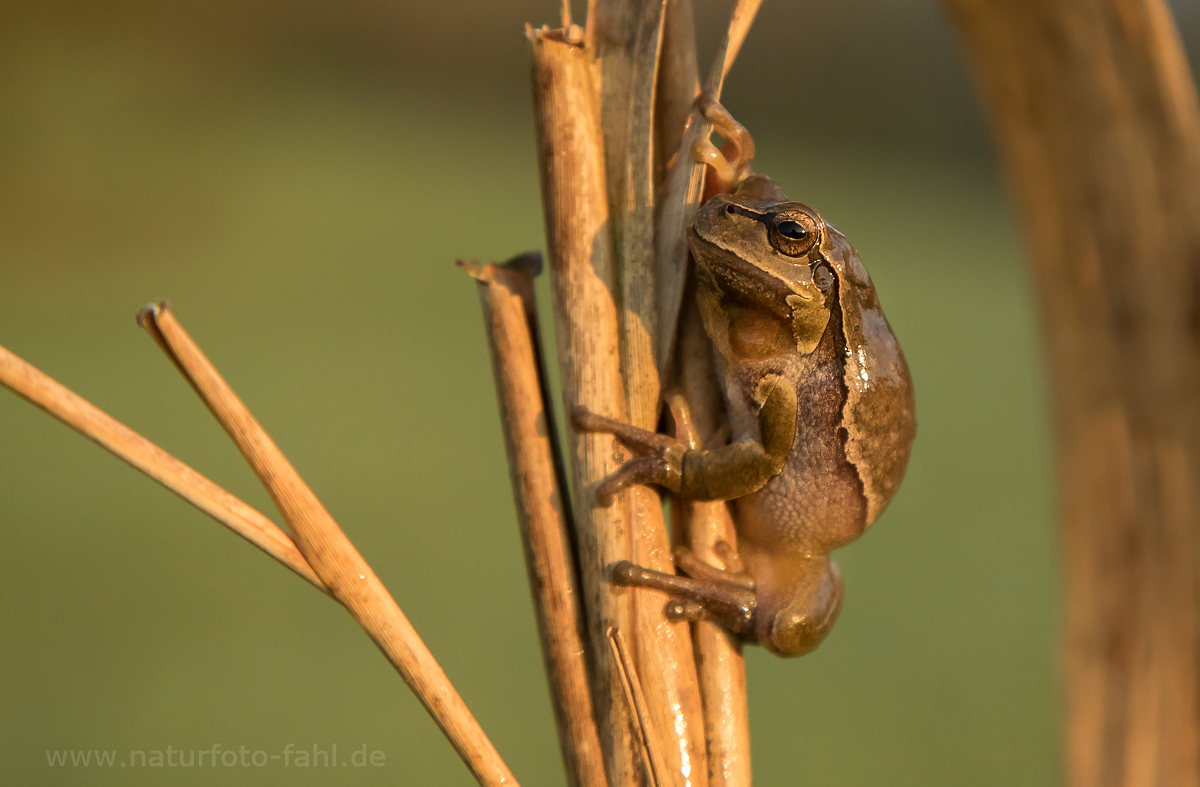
[529,27,643,786]
[682,500,749,787]
[654,0,762,378]
[593,2,710,784]
[137,303,520,787]
[461,252,607,787]
[627,480,708,787]
[530,3,764,784]
[0,341,326,592]
[944,1,1200,785]
[654,0,700,188]
[596,0,666,430]
[652,2,750,781]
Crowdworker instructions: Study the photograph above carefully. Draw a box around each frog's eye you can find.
[777,221,807,239]
[812,261,835,291]
[768,210,820,257]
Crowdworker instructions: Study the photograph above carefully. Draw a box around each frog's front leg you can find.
[570,377,797,507]
[568,407,686,506]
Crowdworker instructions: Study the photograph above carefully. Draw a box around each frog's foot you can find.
[691,90,755,196]
[571,405,687,506]
[611,559,757,637]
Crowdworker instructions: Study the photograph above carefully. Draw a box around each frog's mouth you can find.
[687,228,798,320]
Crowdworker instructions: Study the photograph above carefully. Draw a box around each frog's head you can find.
[688,175,839,359]
[751,554,844,657]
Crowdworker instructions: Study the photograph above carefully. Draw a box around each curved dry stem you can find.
[138,303,520,787]
[945,1,1200,783]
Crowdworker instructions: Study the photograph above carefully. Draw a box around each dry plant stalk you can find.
[654,4,752,783]
[135,304,520,787]
[655,0,762,376]
[944,1,1200,785]
[530,27,643,786]
[593,3,709,786]
[527,2,760,785]
[462,252,607,787]
[1,315,520,786]
[608,626,672,787]
[679,497,750,787]
[672,300,751,787]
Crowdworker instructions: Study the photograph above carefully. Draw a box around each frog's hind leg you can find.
[692,90,756,197]
[611,559,757,639]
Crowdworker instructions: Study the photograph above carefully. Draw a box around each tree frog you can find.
[573,111,915,656]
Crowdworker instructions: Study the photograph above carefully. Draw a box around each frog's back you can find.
[828,229,915,526]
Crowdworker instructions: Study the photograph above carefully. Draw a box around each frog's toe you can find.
[674,545,756,591]
[713,540,746,574]
[595,454,680,505]
[664,599,706,621]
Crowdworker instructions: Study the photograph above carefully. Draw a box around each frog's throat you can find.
[690,237,832,359]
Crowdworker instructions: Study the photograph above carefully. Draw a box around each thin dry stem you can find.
[462,253,607,787]
[687,549,750,787]
[530,27,641,786]
[711,0,762,91]
[598,0,666,429]
[674,476,750,787]
[137,303,520,787]
[0,341,326,592]
[627,484,708,787]
[654,0,763,377]
[608,626,670,787]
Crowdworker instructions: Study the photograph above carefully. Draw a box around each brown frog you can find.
[572,129,915,657]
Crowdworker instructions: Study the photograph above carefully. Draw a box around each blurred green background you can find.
[4,1,1195,785]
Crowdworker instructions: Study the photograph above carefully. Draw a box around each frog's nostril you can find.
[725,203,736,215]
